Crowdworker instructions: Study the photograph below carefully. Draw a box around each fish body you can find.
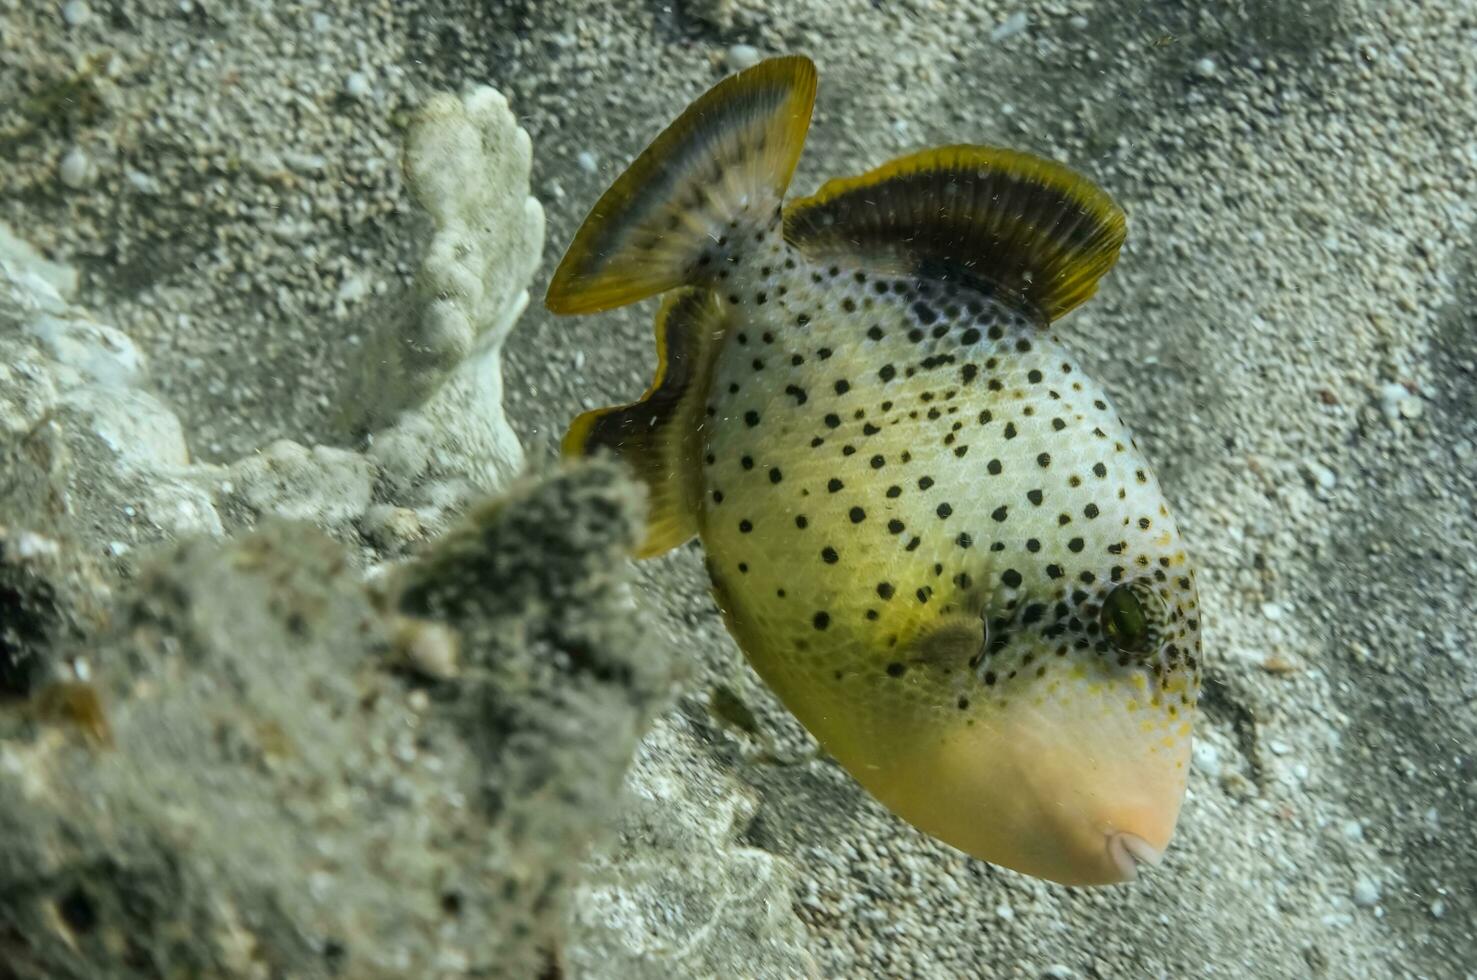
[547,56,1202,885]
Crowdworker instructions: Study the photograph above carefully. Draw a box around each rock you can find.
[343,70,372,100]
[57,147,94,189]
[0,461,673,978]
[0,236,227,548]
[224,440,373,528]
[60,1,90,27]
[726,44,761,71]
[0,222,77,301]
[991,11,1028,42]
[1352,877,1381,907]
[566,716,816,979]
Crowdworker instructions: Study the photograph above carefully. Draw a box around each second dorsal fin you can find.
[783,146,1126,322]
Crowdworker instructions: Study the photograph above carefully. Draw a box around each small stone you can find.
[1220,770,1256,800]
[1260,651,1300,674]
[726,44,760,71]
[59,146,94,188]
[61,0,90,26]
[1268,739,1291,756]
[991,11,1028,41]
[337,274,369,303]
[389,615,461,680]
[125,169,161,194]
[1261,602,1285,621]
[1193,57,1218,78]
[344,71,372,99]
[1304,461,1337,491]
[1192,742,1221,777]
[1430,899,1445,918]
[1340,819,1364,841]
[576,150,599,174]
[1068,15,1088,30]
[1352,877,1381,907]
[1379,382,1422,421]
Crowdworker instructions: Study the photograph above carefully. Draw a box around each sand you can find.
[1,0,1472,976]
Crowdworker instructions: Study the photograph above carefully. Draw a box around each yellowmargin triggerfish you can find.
[546,55,1203,886]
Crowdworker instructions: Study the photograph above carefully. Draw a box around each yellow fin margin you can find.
[546,56,817,315]
[562,289,726,557]
[784,145,1126,322]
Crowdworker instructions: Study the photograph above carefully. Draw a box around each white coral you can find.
[0,83,544,554]
[357,85,546,525]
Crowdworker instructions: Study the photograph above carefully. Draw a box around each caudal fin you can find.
[784,146,1126,322]
[562,289,726,557]
[546,56,817,315]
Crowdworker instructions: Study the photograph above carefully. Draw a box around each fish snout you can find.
[868,675,1192,886]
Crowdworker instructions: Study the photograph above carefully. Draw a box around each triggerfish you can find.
[546,55,1202,886]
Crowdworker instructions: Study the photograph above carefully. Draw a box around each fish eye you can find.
[1101,585,1151,654]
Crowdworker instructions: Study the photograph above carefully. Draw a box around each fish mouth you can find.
[1106,831,1163,881]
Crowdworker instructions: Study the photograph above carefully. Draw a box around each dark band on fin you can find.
[562,289,726,557]
[546,56,817,315]
[783,146,1126,322]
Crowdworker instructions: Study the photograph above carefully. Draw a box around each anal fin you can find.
[563,289,726,557]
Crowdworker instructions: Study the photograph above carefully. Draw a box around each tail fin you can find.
[546,55,817,315]
[562,289,726,557]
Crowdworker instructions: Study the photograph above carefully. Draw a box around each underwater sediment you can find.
[1,0,1474,977]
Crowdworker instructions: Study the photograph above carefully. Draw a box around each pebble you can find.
[344,71,372,100]
[1193,57,1218,79]
[61,0,90,26]
[1340,819,1363,841]
[58,146,94,188]
[337,274,369,303]
[1430,899,1445,919]
[1352,877,1381,907]
[125,169,162,195]
[991,11,1028,42]
[726,44,761,71]
[1379,382,1422,421]
[576,150,599,174]
[1304,461,1337,491]
[1192,742,1221,777]
[1261,602,1285,621]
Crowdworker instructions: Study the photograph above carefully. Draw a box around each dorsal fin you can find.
[783,146,1126,322]
[562,288,726,557]
[546,56,817,315]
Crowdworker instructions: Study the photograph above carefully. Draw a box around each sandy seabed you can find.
[1,1,1473,977]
